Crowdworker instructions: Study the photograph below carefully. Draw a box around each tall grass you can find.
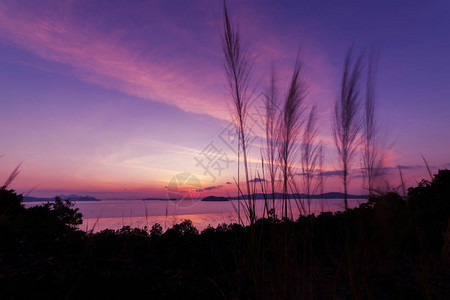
[398,165,407,200]
[301,105,320,215]
[263,67,279,218]
[422,154,433,180]
[315,142,326,212]
[333,47,363,210]
[222,1,255,224]
[277,60,306,219]
[1,163,21,190]
[362,52,384,197]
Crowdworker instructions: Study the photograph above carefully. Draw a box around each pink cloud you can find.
[0,1,339,125]
[0,1,231,120]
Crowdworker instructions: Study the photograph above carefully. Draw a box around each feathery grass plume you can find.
[264,67,279,217]
[333,46,363,210]
[256,164,269,219]
[277,59,306,219]
[231,175,245,224]
[1,163,21,190]
[421,154,433,180]
[301,105,320,215]
[362,52,384,197]
[88,216,101,234]
[316,142,326,213]
[398,165,407,200]
[222,1,255,224]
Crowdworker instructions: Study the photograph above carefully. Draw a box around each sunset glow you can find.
[1,0,449,199]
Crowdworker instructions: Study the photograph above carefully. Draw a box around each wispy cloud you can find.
[0,1,336,125]
[322,170,344,177]
[196,185,223,192]
[0,1,230,120]
[249,177,265,183]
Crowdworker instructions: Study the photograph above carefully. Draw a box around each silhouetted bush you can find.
[1,171,449,299]
[150,222,163,237]
[34,196,82,227]
[164,219,199,236]
[116,225,149,237]
[0,188,24,215]
[201,224,215,235]
[407,169,450,251]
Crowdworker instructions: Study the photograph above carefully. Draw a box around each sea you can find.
[24,198,365,233]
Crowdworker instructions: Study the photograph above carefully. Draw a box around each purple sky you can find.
[0,0,449,198]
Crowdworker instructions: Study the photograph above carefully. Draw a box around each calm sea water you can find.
[24,198,365,233]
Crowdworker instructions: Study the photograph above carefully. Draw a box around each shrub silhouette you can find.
[165,219,199,236]
[150,223,163,237]
[43,196,82,227]
[369,191,412,251]
[1,172,449,298]
[0,191,83,245]
[407,169,450,250]
[116,225,149,237]
[0,188,24,215]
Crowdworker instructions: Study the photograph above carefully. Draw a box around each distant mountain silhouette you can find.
[23,195,100,202]
[201,196,229,202]
[142,197,177,201]
[228,192,367,200]
[142,192,367,201]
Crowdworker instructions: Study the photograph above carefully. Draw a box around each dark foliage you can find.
[150,222,163,237]
[407,169,450,250]
[0,188,24,215]
[0,171,449,298]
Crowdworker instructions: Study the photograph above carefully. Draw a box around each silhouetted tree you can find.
[150,223,163,237]
[0,188,24,215]
[166,219,199,236]
[42,196,83,227]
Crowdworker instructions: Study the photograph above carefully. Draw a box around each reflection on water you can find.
[25,198,365,233]
[82,212,238,233]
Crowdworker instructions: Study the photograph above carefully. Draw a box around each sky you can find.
[0,0,449,199]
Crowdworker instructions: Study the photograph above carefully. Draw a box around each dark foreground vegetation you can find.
[1,170,449,299]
